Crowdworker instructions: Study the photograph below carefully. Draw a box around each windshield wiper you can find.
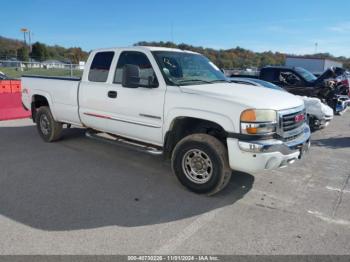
[167,78,180,86]
[177,79,212,85]
[208,79,230,83]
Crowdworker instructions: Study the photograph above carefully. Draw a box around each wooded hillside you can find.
[1,36,349,69]
[135,41,350,69]
[0,36,89,64]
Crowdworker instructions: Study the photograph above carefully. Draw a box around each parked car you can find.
[320,77,350,115]
[0,71,8,80]
[229,78,333,131]
[231,66,349,114]
[22,46,311,195]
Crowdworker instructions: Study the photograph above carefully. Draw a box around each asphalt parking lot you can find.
[0,113,349,255]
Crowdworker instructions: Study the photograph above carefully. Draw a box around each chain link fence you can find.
[0,60,84,79]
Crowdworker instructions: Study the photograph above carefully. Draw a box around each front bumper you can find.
[311,115,333,129]
[227,125,311,173]
[335,96,350,113]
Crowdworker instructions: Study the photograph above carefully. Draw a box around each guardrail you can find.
[0,79,30,121]
[0,79,21,93]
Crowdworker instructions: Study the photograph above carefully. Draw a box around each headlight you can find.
[240,109,277,135]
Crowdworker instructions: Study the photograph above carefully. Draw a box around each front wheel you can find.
[171,134,231,195]
[307,114,316,132]
[35,106,63,142]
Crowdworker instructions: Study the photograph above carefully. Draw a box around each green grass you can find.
[0,67,83,79]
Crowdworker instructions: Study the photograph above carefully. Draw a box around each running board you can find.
[85,130,163,155]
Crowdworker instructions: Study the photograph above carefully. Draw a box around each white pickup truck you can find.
[22,46,311,195]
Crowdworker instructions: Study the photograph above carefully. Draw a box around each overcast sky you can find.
[2,0,350,56]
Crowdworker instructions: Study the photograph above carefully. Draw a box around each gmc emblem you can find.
[294,114,305,123]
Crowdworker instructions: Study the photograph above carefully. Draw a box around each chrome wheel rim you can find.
[40,114,50,136]
[182,149,213,184]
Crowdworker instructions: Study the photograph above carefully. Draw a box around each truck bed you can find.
[22,75,81,125]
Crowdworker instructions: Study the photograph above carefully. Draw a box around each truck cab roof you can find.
[90,46,199,54]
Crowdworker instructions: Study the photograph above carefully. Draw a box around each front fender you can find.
[164,107,236,138]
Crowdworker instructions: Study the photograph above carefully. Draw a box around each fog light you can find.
[287,158,296,164]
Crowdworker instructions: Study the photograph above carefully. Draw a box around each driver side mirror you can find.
[122,64,158,88]
[122,64,140,88]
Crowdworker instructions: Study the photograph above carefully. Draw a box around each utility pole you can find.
[28,30,32,52]
[20,28,28,45]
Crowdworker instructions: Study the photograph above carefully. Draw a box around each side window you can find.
[279,70,301,86]
[114,51,158,87]
[88,51,115,82]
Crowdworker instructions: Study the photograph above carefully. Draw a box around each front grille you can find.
[282,110,305,131]
[277,106,306,139]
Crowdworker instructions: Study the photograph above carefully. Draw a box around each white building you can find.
[42,60,67,69]
[79,61,85,70]
[285,56,343,75]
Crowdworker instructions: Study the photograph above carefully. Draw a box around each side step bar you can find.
[85,130,163,155]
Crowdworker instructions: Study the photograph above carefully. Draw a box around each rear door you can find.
[79,51,115,131]
[103,50,166,145]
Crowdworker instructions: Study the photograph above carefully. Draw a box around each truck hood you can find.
[180,83,304,111]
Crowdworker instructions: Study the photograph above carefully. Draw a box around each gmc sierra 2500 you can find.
[22,46,311,195]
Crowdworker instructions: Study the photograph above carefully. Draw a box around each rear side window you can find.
[114,51,158,87]
[88,51,115,82]
[279,70,302,86]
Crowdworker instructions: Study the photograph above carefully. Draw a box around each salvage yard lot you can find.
[0,113,349,255]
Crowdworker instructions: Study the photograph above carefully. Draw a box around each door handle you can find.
[108,91,117,98]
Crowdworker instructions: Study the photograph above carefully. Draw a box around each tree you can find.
[31,42,49,61]
[133,41,291,69]
[17,46,29,61]
[65,47,87,64]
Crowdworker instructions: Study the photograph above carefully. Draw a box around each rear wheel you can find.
[35,106,63,142]
[171,134,231,195]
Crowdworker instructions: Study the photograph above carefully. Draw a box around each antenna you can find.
[314,42,318,54]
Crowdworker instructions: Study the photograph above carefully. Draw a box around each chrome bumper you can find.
[238,125,311,156]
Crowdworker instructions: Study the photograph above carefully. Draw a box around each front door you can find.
[104,51,165,146]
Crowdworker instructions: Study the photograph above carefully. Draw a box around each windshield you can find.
[295,67,317,82]
[152,51,228,86]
